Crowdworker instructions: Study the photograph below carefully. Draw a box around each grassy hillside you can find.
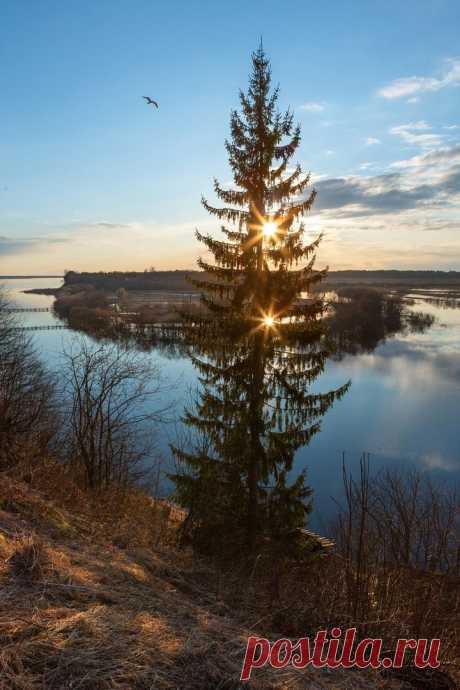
[0,470,412,690]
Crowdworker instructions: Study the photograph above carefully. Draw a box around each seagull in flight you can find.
[143,96,159,108]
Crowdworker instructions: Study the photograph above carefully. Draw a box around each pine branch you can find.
[213,178,250,206]
[201,196,249,224]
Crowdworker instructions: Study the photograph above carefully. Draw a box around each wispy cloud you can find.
[365,137,381,146]
[378,58,460,99]
[420,452,458,472]
[0,235,70,255]
[90,221,131,229]
[390,144,460,171]
[299,101,325,112]
[313,142,460,216]
[389,121,443,149]
[0,218,218,273]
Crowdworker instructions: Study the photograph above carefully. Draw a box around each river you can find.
[2,276,459,530]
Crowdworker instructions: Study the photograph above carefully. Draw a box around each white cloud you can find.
[313,142,460,224]
[365,137,381,146]
[390,144,460,171]
[378,58,460,99]
[444,124,459,130]
[389,121,443,149]
[324,149,335,156]
[421,452,457,472]
[388,144,460,187]
[394,120,431,131]
[407,97,419,104]
[299,101,325,112]
[310,172,328,183]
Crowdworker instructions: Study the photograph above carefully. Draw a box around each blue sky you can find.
[1,0,459,273]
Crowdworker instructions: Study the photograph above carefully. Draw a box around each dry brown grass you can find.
[0,473,410,690]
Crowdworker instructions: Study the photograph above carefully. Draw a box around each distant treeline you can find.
[63,269,460,292]
[324,269,460,288]
[64,270,198,292]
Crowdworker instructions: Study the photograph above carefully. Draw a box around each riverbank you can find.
[23,287,62,296]
[60,269,460,291]
[0,471,441,690]
[1,278,459,688]
[21,270,460,307]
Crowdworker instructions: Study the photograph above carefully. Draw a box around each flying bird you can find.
[143,96,159,108]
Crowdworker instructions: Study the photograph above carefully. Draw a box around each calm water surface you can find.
[3,277,459,528]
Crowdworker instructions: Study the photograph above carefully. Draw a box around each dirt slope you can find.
[0,475,408,690]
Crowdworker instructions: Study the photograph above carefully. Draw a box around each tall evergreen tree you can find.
[171,44,349,559]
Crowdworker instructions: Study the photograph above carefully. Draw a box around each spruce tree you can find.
[171,44,349,559]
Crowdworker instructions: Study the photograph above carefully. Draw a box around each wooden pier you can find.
[12,325,67,332]
[5,308,51,313]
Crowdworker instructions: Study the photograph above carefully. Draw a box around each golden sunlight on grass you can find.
[0,473,411,690]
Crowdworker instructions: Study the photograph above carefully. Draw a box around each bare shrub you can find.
[329,457,459,666]
[61,338,169,491]
[209,460,459,677]
[0,292,58,469]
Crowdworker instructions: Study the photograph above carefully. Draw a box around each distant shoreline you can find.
[0,275,64,280]
[23,288,61,296]
[4,270,460,293]
[3,270,460,279]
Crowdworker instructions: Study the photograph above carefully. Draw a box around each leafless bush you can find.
[329,455,460,662]
[335,456,459,591]
[215,459,459,675]
[0,292,58,468]
[61,338,169,491]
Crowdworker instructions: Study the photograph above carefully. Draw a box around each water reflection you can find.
[2,278,459,528]
[325,287,434,357]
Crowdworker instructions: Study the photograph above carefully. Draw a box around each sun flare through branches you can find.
[262,221,277,238]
